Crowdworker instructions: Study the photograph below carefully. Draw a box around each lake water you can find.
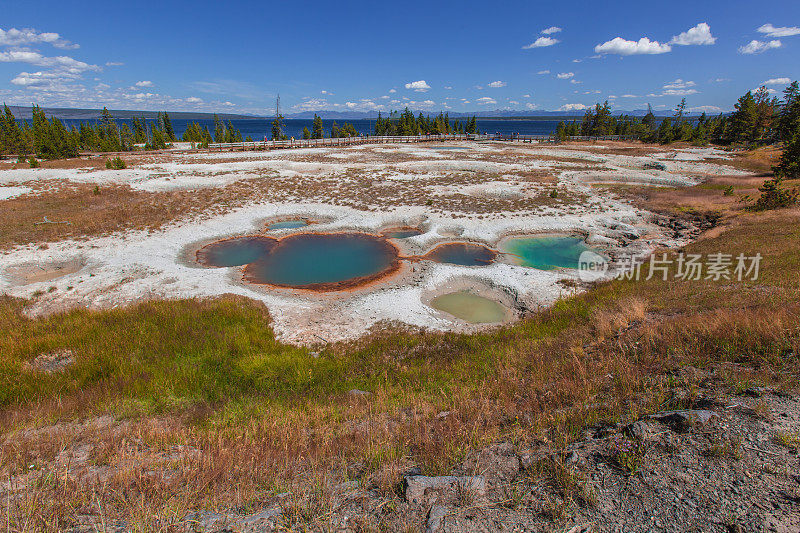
[53,117,563,140]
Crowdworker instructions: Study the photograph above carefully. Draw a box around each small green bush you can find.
[105,157,127,170]
[28,157,39,168]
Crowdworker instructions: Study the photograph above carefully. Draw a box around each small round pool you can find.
[196,236,278,267]
[431,291,506,323]
[424,243,496,266]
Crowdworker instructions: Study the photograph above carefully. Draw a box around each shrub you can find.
[105,157,127,170]
[28,157,39,168]
[750,177,798,211]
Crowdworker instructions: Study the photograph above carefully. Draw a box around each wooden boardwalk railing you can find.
[207,134,491,151]
[206,133,639,152]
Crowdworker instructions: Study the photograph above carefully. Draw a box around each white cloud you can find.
[537,70,550,75]
[0,49,99,72]
[556,72,574,79]
[541,26,562,35]
[389,88,396,93]
[688,105,723,113]
[0,27,78,49]
[558,103,588,111]
[186,96,203,103]
[476,96,497,105]
[525,103,537,110]
[713,78,730,83]
[404,80,431,91]
[757,23,800,38]
[763,77,791,85]
[522,37,559,49]
[594,37,671,55]
[663,79,695,90]
[738,40,782,54]
[105,61,123,67]
[135,80,153,87]
[487,80,506,88]
[444,85,452,90]
[509,100,519,105]
[320,90,331,95]
[669,22,716,46]
[662,88,699,96]
[523,94,531,98]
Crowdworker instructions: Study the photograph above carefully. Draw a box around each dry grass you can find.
[0,145,798,530]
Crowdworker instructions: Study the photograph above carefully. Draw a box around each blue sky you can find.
[1,0,799,115]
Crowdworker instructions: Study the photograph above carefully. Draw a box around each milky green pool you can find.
[501,236,591,270]
[430,291,507,324]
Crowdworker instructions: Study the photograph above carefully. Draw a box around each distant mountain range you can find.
[6,106,259,121]
[7,105,713,122]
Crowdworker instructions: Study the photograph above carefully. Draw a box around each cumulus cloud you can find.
[487,80,506,88]
[669,23,716,46]
[738,39,782,54]
[558,103,588,111]
[556,72,574,79]
[757,23,800,38]
[0,49,99,72]
[135,80,153,87]
[389,88,396,93]
[541,26,562,35]
[404,80,431,91]
[522,36,559,49]
[186,96,203,103]
[0,27,78,49]
[594,37,671,55]
[663,79,695,90]
[662,88,699,96]
[537,70,550,75]
[105,61,123,67]
[476,96,497,105]
[763,77,791,85]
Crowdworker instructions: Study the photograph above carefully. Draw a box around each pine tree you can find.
[302,126,311,140]
[312,114,324,139]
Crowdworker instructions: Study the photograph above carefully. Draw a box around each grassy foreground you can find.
[1,160,799,531]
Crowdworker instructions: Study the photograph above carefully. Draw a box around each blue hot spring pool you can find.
[195,236,277,267]
[197,233,400,290]
[424,243,496,266]
[267,219,309,230]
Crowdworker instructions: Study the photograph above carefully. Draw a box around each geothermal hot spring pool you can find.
[430,291,507,324]
[500,236,592,270]
[194,231,597,323]
[266,219,309,230]
[197,233,399,290]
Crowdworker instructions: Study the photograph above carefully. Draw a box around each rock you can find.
[648,409,718,431]
[235,508,282,533]
[404,475,486,506]
[426,505,450,533]
[24,349,74,373]
[469,442,520,482]
[626,420,659,441]
[436,410,451,419]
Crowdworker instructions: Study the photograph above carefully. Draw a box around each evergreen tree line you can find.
[0,105,235,157]
[181,114,248,146]
[554,81,800,148]
[374,109,478,136]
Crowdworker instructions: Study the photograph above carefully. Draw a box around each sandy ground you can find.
[0,142,747,344]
